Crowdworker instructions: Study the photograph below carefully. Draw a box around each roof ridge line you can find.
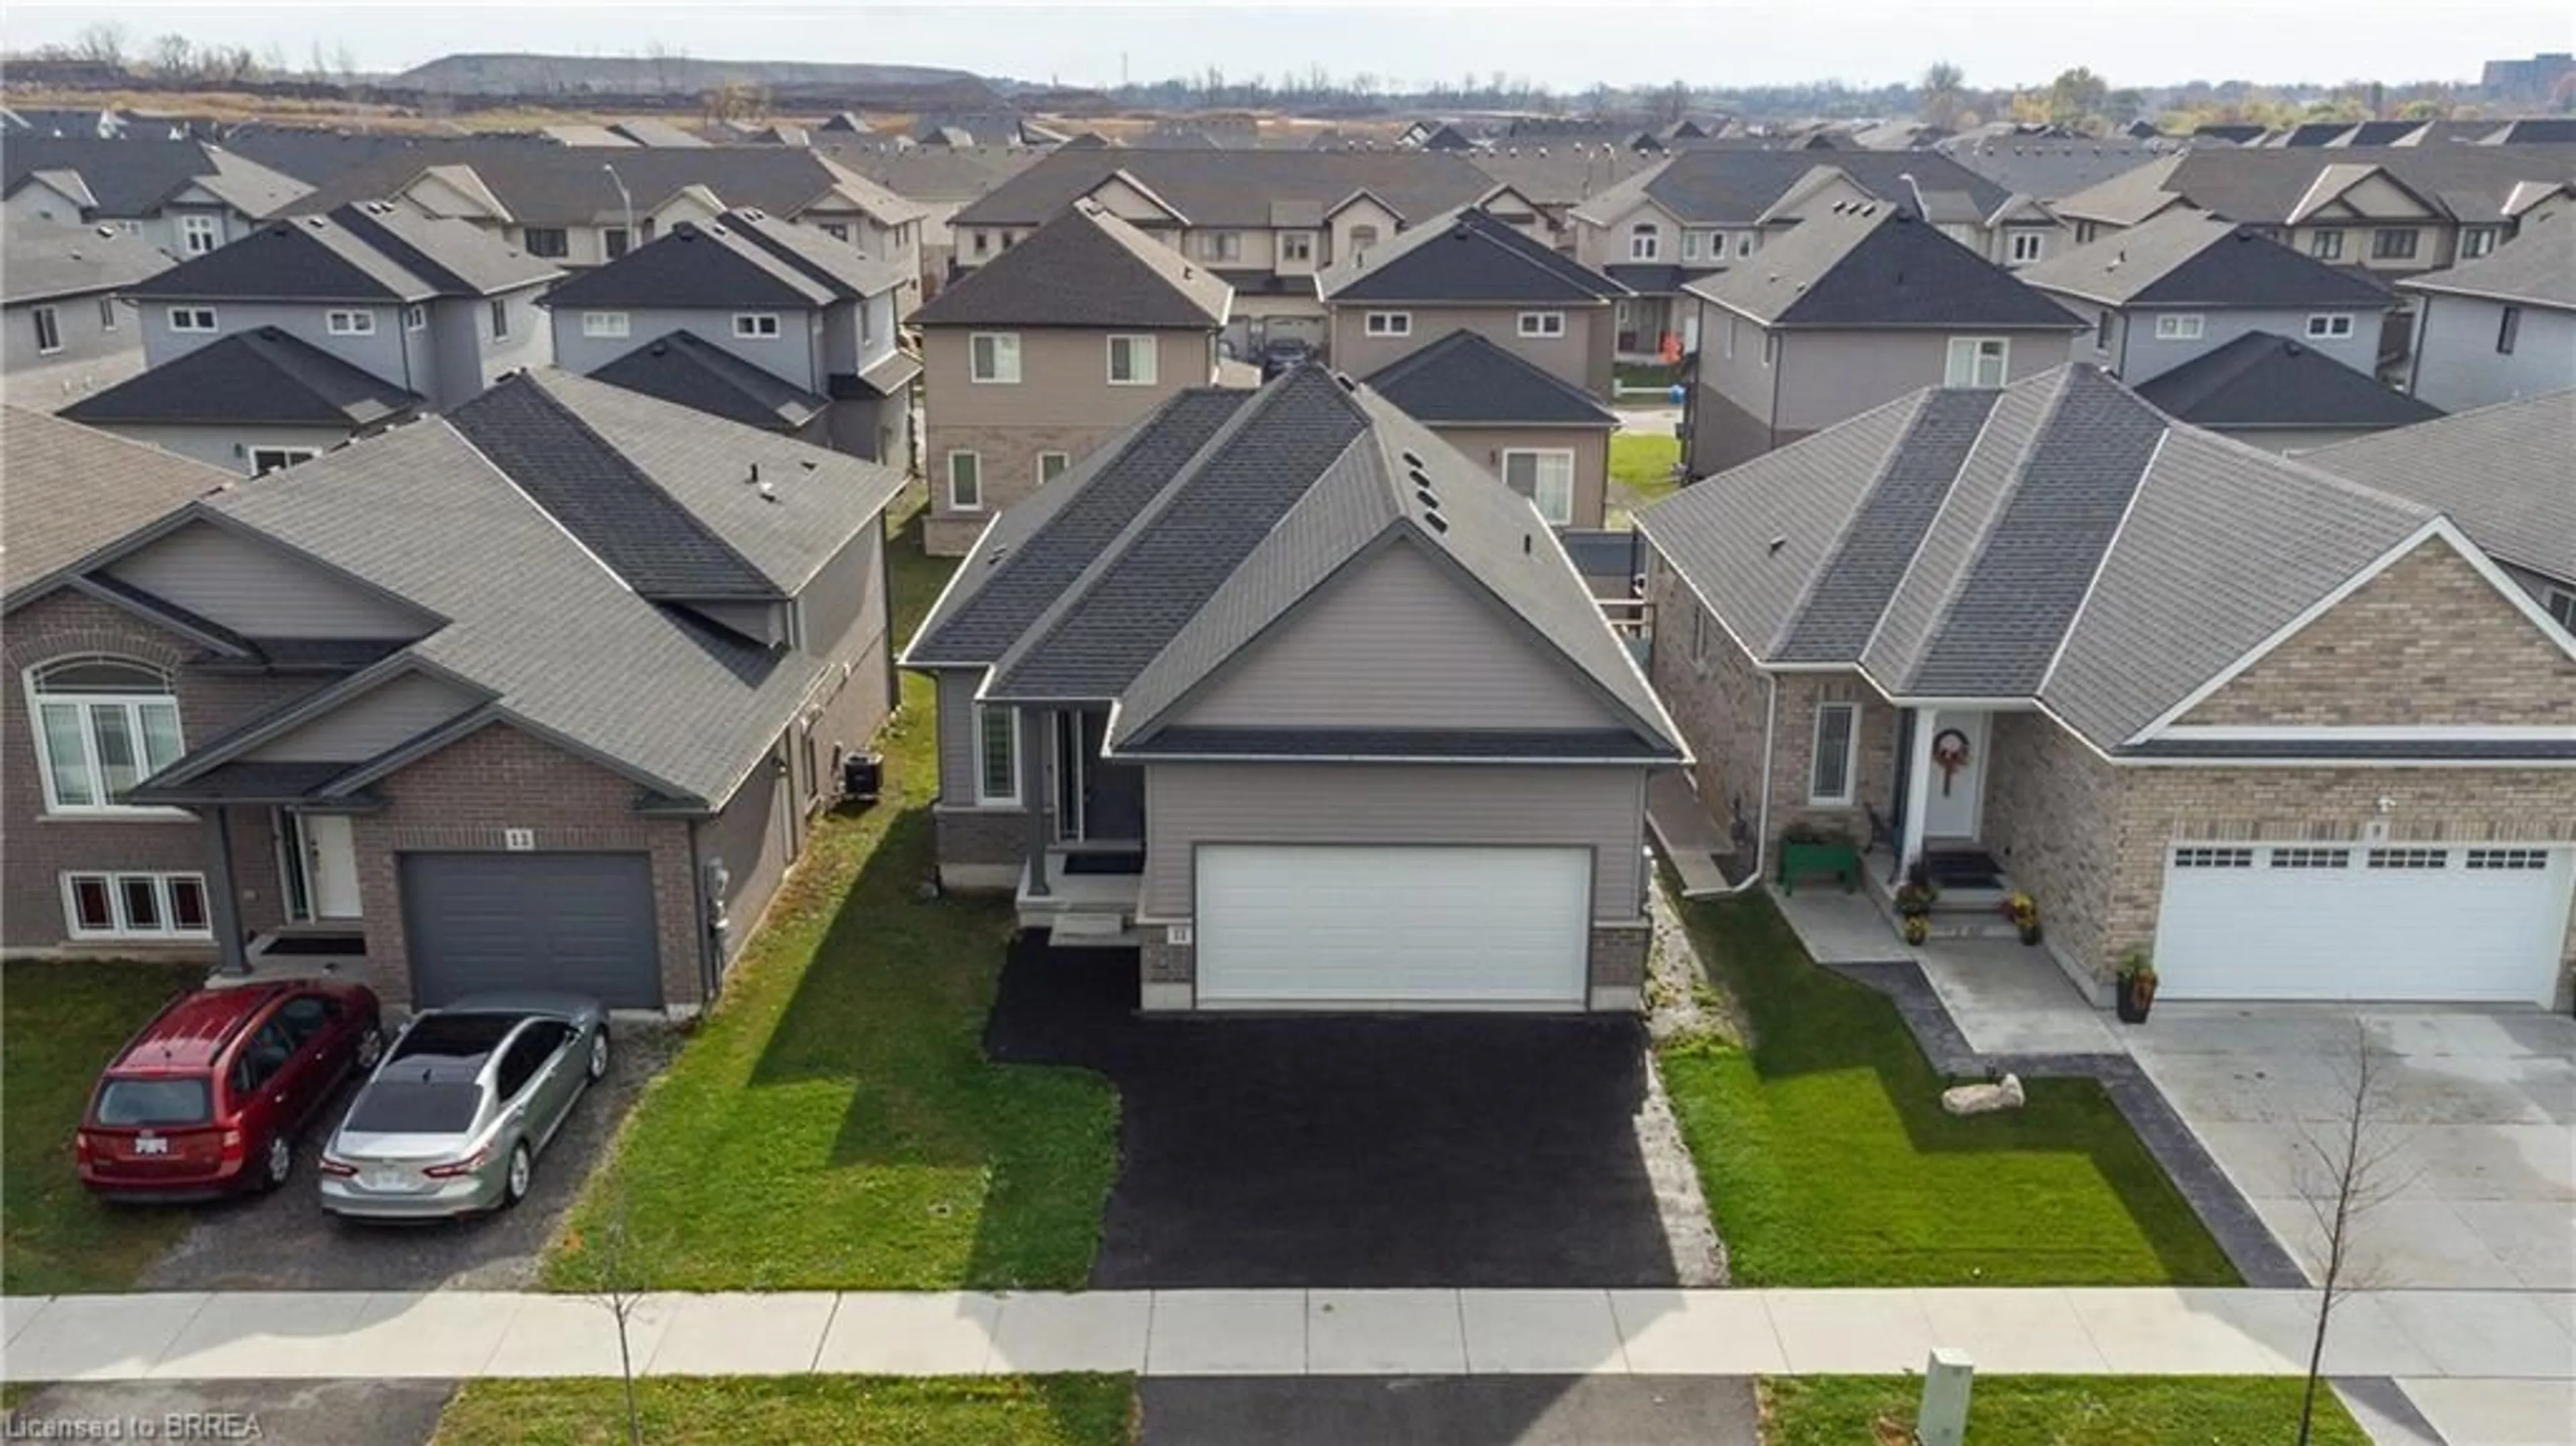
[1769,390,1933,657]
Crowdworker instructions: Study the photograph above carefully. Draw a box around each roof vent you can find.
[649,341,669,356]
[1334,372,1357,392]
[1414,486,1440,510]
[1768,535,1788,555]
[1424,511,1449,534]
[1400,450,1425,469]
[757,481,779,502]
[747,461,761,485]
[1522,533,1533,556]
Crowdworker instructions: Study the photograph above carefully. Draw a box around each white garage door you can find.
[1195,844,1591,1009]
[2154,843,2572,1005]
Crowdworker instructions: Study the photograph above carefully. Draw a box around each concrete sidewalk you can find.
[5,1286,2569,1386]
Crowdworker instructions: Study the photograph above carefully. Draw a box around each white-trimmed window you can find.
[946,451,983,511]
[1680,230,1703,260]
[179,214,220,255]
[1364,311,1411,337]
[521,226,570,259]
[26,657,183,814]
[32,306,61,355]
[2153,313,2205,341]
[325,309,375,335]
[1199,231,1243,262]
[814,221,847,243]
[2497,306,2520,355]
[1281,231,1314,262]
[2008,230,2047,264]
[489,298,511,339]
[1517,311,1566,338]
[98,297,117,331]
[1735,232,1755,258]
[1808,702,1860,806]
[1106,333,1157,385]
[1501,449,1576,526]
[2544,585,2575,630]
[403,304,427,331]
[2371,228,2419,260]
[2309,228,2345,260]
[2305,313,2355,339]
[1762,331,1779,368]
[1944,336,2008,387]
[63,873,209,941]
[973,704,1018,805]
[1348,224,1381,253]
[250,447,316,475]
[1037,451,1071,484]
[969,332,1021,383]
[1689,603,1712,671]
[971,229,991,259]
[1629,221,1660,260]
[582,311,631,339]
[168,306,217,333]
[2460,227,2498,260]
[605,225,634,257]
[732,313,782,339]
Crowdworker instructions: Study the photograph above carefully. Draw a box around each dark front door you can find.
[1056,710,1144,843]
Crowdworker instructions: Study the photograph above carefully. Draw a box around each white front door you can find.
[1195,844,1591,1009]
[2154,843,2571,1004]
[1920,710,1988,840]
[294,814,363,920]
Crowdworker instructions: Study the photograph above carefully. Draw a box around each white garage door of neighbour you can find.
[1195,844,1591,1009]
[2153,843,2572,1005]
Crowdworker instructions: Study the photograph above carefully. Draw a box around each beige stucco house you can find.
[911,201,1231,555]
[1637,365,2576,1010]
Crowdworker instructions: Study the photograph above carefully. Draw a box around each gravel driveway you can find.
[136,1023,676,1292]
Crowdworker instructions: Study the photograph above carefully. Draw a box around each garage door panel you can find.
[2155,844,2569,1005]
[1197,844,1589,1008]
[401,852,662,1009]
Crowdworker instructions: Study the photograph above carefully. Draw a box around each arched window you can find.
[1348,224,1381,254]
[26,657,182,812]
[1629,221,1660,261]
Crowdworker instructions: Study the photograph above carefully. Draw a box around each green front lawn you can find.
[2,957,202,1294]
[1611,432,1682,501]
[1761,1376,2367,1445]
[434,1376,1132,1446]
[1657,892,2237,1287]
[543,498,1118,1291]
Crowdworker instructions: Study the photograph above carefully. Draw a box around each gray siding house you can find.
[7,373,905,1014]
[904,366,1685,1013]
[541,211,918,465]
[60,203,559,471]
[3,138,309,259]
[2018,209,2398,386]
[3,221,170,408]
[1680,203,2085,476]
[2402,216,2576,414]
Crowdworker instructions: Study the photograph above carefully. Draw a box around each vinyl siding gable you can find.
[106,518,432,639]
[240,670,483,762]
[1165,539,1625,732]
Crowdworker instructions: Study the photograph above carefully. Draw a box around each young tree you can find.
[2292,1019,2414,1446]
[565,1186,650,1446]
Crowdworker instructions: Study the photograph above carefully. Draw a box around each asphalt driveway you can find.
[2126,1003,2576,1291]
[985,938,1704,1290]
[136,1023,674,1292]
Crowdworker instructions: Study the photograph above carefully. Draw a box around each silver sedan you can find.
[318,993,608,1221]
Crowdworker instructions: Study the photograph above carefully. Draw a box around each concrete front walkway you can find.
[5,1287,2569,1386]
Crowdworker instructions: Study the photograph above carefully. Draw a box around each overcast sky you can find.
[7,1,2567,92]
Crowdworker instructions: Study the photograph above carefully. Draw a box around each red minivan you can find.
[78,979,383,1201]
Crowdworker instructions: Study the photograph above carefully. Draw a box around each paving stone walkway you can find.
[5,1286,2569,1386]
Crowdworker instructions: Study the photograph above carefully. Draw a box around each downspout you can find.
[879,518,900,710]
[1707,671,1779,896]
[1766,330,1782,453]
[688,817,719,1003]
[1888,707,1917,886]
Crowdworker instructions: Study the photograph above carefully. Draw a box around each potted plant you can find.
[2115,947,2158,1023]
[2002,891,2042,946]
[1893,863,1939,946]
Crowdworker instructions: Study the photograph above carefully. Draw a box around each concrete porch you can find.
[1015,852,1143,946]
[1772,887,2117,1056]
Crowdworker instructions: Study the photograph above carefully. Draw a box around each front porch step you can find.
[1035,912,1137,948]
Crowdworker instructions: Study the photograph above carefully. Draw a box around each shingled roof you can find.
[1637,365,2449,752]
[543,209,908,311]
[59,327,422,429]
[280,142,925,228]
[951,148,1501,229]
[125,201,559,302]
[2,221,173,304]
[588,330,829,432]
[2134,331,2442,433]
[908,366,1681,764]
[1,406,231,604]
[2,137,309,219]
[1684,204,2084,331]
[2400,210,2576,311]
[1316,205,1627,304]
[2055,144,2576,227]
[912,200,1230,329]
[2017,209,2396,310]
[1362,330,1619,427]
[1573,148,2017,230]
[2304,392,2576,586]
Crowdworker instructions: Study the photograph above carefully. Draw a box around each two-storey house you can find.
[1318,207,1626,528]
[3,138,309,258]
[277,142,930,313]
[912,200,1233,555]
[3,221,171,408]
[1680,203,2086,475]
[541,209,918,465]
[944,149,1505,358]
[1569,150,2060,362]
[2402,213,2576,414]
[5,374,906,1015]
[60,203,560,472]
